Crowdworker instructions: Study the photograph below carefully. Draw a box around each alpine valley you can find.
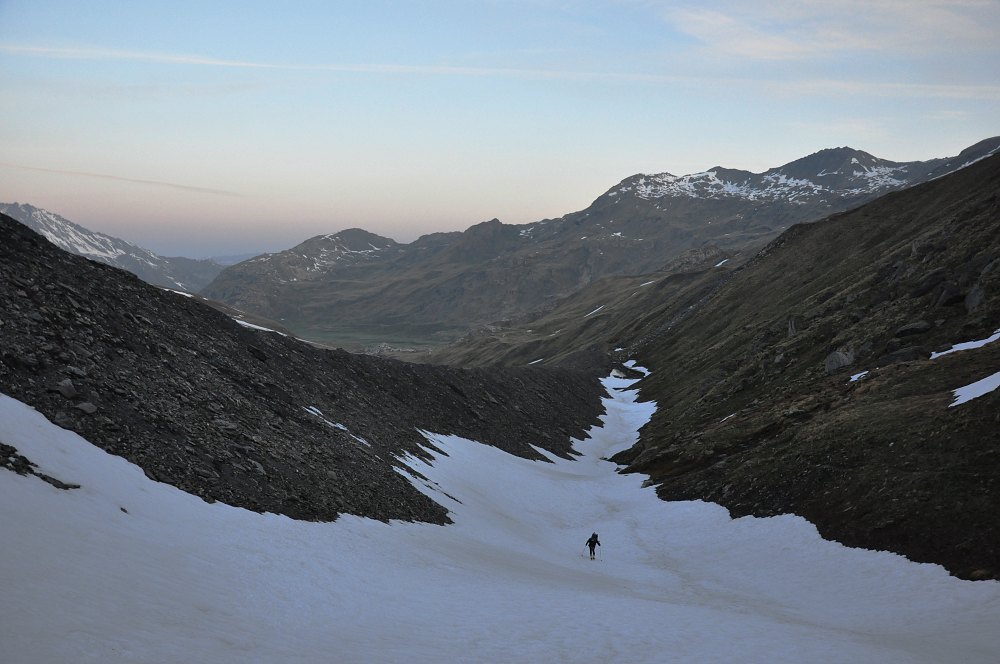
[432,147,1000,581]
[3,137,1000,662]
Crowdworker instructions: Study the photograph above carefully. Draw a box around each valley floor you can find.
[2,373,999,663]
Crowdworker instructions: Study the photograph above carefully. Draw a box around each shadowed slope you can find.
[613,153,1000,579]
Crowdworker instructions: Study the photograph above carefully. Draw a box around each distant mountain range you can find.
[5,137,998,349]
[202,137,1000,348]
[0,202,226,292]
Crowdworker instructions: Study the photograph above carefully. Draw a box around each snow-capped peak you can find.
[602,143,995,205]
[1,202,145,261]
[0,202,224,291]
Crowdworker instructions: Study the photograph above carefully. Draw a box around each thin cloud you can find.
[764,78,1000,101]
[669,9,819,60]
[3,42,999,100]
[0,44,280,69]
[0,42,717,86]
[0,43,589,79]
[0,163,243,197]
[664,0,1000,60]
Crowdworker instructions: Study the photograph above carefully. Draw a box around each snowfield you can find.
[2,373,1000,663]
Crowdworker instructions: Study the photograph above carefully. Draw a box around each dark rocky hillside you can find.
[402,147,1000,580]
[202,138,1000,350]
[0,214,603,523]
[612,153,1000,580]
[415,245,740,371]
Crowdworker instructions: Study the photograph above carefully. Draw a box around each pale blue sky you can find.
[2,1,998,256]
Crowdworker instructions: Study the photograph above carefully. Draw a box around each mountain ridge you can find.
[0,202,226,292]
[202,137,1000,349]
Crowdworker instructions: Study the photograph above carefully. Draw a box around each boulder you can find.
[965,283,984,313]
[824,350,855,374]
[55,378,78,399]
[934,282,965,307]
[910,268,947,297]
[894,321,932,337]
[876,346,930,366]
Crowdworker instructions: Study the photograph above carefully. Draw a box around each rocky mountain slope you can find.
[411,151,1000,580]
[606,153,1000,580]
[0,202,226,292]
[0,214,602,523]
[415,245,741,370]
[202,138,1000,349]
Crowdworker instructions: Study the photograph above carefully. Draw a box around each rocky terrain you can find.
[0,214,603,523]
[413,151,1000,580]
[1,202,226,292]
[610,153,1000,580]
[415,244,740,371]
[202,138,1000,349]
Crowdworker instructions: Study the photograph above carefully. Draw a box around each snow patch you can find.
[303,405,348,431]
[930,328,1000,360]
[233,318,287,336]
[622,360,651,376]
[304,406,371,446]
[949,371,1000,408]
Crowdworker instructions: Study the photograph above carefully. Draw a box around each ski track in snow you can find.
[2,374,1000,663]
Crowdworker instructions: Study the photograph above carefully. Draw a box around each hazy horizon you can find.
[2,1,998,257]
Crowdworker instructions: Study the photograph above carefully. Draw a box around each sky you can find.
[1,1,998,257]
[4,371,1000,662]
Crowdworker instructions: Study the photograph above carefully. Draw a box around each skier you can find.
[586,532,601,560]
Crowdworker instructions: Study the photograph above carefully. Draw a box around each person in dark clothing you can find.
[586,532,601,560]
